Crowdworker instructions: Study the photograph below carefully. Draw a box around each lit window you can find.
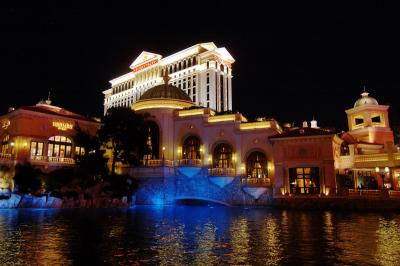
[289,167,320,194]
[372,116,381,123]
[355,118,364,125]
[30,141,44,157]
[48,136,72,158]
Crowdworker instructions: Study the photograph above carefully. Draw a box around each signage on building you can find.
[1,119,10,129]
[132,58,159,73]
[52,121,73,131]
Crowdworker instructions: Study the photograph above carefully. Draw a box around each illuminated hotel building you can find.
[103,42,234,114]
[0,98,99,171]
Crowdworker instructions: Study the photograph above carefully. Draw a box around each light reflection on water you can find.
[0,207,400,265]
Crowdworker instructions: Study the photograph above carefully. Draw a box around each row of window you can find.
[0,135,85,159]
[354,115,382,125]
[112,69,159,94]
[163,56,197,75]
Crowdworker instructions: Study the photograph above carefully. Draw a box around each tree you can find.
[74,124,108,183]
[98,107,149,175]
[13,163,42,194]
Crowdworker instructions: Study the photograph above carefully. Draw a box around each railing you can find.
[30,155,47,162]
[348,189,382,197]
[48,157,75,164]
[241,177,271,187]
[339,155,353,168]
[208,167,236,176]
[0,153,11,160]
[394,153,400,161]
[142,159,174,167]
[354,154,389,163]
[176,159,202,167]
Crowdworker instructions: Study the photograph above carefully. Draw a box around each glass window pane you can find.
[48,144,54,157]
[65,146,71,157]
[30,142,37,156]
[37,142,43,156]
[54,144,60,157]
[297,168,303,174]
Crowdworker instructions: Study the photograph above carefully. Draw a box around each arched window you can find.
[213,143,233,169]
[48,136,72,158]
[246,151,268,178]
[182,136,201,160]
[193,57,196,65]
[143,121,160,161]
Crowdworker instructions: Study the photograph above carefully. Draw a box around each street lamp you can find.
[162,146,165,165]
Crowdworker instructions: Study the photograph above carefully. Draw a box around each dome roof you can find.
[354,91,379,107]
[139,83,192,102]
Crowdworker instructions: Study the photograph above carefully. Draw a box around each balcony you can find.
[30,155,75,165]
[354,154,389,163]
[348,189,382,198]
[208,168,236,188]
[176,159,202,167]
[142,159,174,167]
[176,159,203,178]
[208,168,236,177]
[241,177,271,188]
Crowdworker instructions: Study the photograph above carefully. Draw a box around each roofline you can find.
[269,133,336,141]
[106,42,235,87]
[345,104,389,114]
[5,107,100,124]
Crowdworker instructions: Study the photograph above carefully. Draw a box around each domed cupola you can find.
[345,87,393,145]
[354,91,379,108]
[133,73,194,111]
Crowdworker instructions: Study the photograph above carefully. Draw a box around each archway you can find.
[182,135,201,160]
[213,143,233,169]
[246,151,268,178]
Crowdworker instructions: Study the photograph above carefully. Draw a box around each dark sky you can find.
[1,2,399,131]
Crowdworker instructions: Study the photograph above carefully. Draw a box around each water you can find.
[1,207,400,266]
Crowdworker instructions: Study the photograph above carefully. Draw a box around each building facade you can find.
[0,99,100,171]
[124,76,400,204]
[103,42,234,114]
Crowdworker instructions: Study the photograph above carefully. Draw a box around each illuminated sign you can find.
[1,119,10,129]
[132,59,159,73]
[52,121,73,131]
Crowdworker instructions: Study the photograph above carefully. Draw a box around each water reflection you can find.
[1,208,400,265]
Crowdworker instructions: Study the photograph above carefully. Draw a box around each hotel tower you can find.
[103,42,235,114]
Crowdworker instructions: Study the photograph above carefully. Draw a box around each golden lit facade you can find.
[0,100,99,171]
[103,42,234,114]
[337,91,400,192]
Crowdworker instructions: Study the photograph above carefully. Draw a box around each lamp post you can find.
[162,146,165,166]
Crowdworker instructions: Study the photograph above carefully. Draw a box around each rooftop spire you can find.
[361,86,369,97]
[45,91,52,105]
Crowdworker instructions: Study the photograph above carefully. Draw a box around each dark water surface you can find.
[0,206,400,265]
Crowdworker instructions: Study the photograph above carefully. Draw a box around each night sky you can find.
[1,2,399,131]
